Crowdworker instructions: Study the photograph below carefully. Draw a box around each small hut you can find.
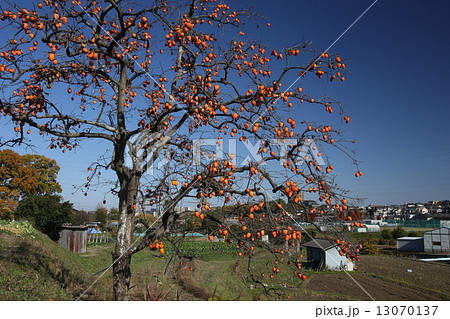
[303,238,354,271]
[58,225,88,253]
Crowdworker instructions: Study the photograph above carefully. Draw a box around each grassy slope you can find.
[0,221,112,300]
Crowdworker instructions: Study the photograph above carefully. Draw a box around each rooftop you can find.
[303,238,337,250]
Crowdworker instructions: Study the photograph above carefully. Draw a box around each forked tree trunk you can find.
[111,62,143,301]
[112,173,140,300]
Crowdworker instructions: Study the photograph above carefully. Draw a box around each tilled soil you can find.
[303,254,450,301]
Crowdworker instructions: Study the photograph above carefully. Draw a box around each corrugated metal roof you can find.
[303,238,337,251]
[61,225,88,230]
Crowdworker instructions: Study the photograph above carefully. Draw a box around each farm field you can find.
[0,222,449,301]
[303,255,450,301]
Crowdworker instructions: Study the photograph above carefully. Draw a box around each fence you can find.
[87,232,112,243]
[392,220,444,229]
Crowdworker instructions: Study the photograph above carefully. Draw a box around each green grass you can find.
[127,238,306,300]
[348,232,383,240]
[0,227,72,300]
[0,221,113,300]
[163,240,240,259]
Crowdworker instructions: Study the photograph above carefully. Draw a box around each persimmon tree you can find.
[0,0,363,300]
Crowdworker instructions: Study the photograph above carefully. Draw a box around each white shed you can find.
[304,239,354,271]
[354,224,380,233]
[424,227,450,253]
[365,225,381,232]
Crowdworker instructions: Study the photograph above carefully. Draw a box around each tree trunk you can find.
[112,250,132,300]
[112,173,140,300]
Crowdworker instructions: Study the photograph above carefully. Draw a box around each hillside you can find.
[0,221,111,300]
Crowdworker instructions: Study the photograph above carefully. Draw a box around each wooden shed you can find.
[303,239,354,271]
[58,225,88,253]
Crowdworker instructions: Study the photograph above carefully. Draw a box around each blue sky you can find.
[2,0,450,210]
[251,0,450,206]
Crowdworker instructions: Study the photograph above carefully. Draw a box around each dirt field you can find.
[302,255,450,301]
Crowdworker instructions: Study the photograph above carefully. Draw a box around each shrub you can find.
[407,231,419,237]
[391,227,407,239]
[15,195,73,240]
[360,243,380,255]
[381,229,392,240]
[0,220,36,237]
